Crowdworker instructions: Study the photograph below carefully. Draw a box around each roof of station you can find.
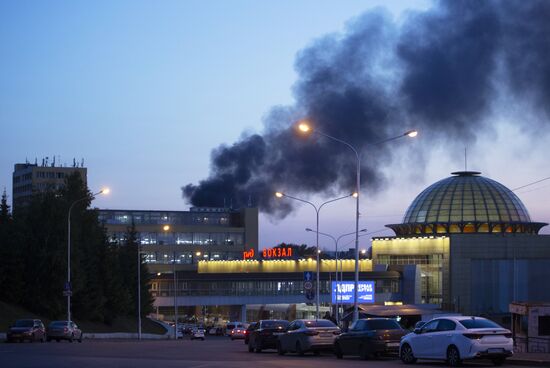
[387,171,547,235]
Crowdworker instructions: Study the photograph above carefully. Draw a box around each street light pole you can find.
[297,122,417,322]
[138,246,143,340]
[275,192,353,319]
[67,188,109,323]
[307,228,366,325]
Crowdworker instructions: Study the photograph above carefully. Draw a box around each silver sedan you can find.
[46,321,83,343]
[277,319,340,356]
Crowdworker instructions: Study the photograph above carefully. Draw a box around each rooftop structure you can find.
[387,171,547,235]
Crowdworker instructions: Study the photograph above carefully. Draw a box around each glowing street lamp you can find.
[67,188,109,323]
[275,191,354,319]
[297,119,417,322]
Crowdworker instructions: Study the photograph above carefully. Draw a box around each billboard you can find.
[331,281,375,304]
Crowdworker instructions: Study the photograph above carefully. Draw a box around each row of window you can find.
[150,279,399,296]
[99,211,237,226]
[109,232,244,246]
[143,251,243,263]
[35,171,65,179]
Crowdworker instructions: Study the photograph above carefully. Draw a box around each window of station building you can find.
[114,213,131,224]
[143,252,158,263]
[209,233,225,245]
[539,316,550,336]
[225,233,243,246]
[140,232,157,245]
[176,233,193,245]
[158,231,174,245]
[193,233,210,245]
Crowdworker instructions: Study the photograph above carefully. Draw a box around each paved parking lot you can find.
[0,336,529,368]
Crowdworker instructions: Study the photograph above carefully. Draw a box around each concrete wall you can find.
[450,234,550,315]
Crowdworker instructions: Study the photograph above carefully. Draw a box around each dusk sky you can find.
[2,0,549,251]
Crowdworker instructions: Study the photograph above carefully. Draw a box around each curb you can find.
[507,359,550,367]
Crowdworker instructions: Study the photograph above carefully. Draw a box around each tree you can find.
[0,189,10,224]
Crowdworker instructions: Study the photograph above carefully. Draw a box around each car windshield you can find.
[366,320,402,330]
[261,321,289,329]
[15,320,34,327]
[50,321,68,327]
[304,320,336,328]
[459,318,501,329]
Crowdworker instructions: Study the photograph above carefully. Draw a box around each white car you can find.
[191,327,205,340]
[399,316,513,366]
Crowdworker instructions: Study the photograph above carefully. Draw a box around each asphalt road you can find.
[0,336,526,368]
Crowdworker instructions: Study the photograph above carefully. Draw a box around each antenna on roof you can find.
[52,155,55,167]
[81,158,84,168]
[464,147,467,171]
[248,195,252,207]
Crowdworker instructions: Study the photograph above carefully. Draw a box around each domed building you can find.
[372,171,550,316]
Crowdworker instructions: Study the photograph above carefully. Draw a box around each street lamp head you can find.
[361,249,367,254]
[195,251,201,256]
[305,228,313,232]
[360,228,368,232]
[163,225,170,231]
[405,130,418,138]
[297,121,311,133]
[275,192,284,198]
[100,187,110,195]
[352,192,358,198]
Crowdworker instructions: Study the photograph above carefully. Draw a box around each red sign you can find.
[243,249,255,260]
[262,247,293,259]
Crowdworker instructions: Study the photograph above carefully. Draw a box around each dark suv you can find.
[248,320,289,353]
[6,319,46,343]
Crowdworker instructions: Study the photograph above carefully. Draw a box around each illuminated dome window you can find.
[387,171,547,235]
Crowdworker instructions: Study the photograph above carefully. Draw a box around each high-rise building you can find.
[12,160,87,210]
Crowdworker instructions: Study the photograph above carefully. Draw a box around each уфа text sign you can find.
[331,281,375,304]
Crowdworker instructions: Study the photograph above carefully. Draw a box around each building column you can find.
[240,304,247,323]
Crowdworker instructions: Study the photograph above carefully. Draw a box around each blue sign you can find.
[304,271,313,281]
[331,281,375,304]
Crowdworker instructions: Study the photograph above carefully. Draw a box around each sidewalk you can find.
[508,352,550,367]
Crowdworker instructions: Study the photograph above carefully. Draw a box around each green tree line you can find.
[0,173,153,324]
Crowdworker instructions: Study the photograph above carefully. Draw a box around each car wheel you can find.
[313,350,321,356]
[30,334,35,342]
[255,347,262,353]
[400,343,417,364]
[56,339,60,342]
[201,338,204,341]
[248,342,254,352]
[78,334,83,343]
[492,357,505,366]
[296,341,304,356]
[69,334,74,343]
[46,337,51,342]
[41,335,46,343]
[359,344,371,360]
[334,342,343,359]
[446,345,462,367]
[277,341,286,356]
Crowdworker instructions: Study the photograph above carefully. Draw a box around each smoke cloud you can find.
[183,0,550,217]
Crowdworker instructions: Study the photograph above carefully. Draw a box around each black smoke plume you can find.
[183,0,550,217]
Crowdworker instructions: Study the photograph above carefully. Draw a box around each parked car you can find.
[414,321,426,329]
[248,320,289,352]
[277,319,340,356]
[400,316,513,366]
[190,327,205,340]
[244,322,258,345]
[46,321,83,343]
[6,319,46,343]
[334,318,406,359]
[226,322,247,336]
[230,326,248,340]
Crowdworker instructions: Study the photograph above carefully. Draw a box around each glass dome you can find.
[403,171,530,223]
[387,171,547,235]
